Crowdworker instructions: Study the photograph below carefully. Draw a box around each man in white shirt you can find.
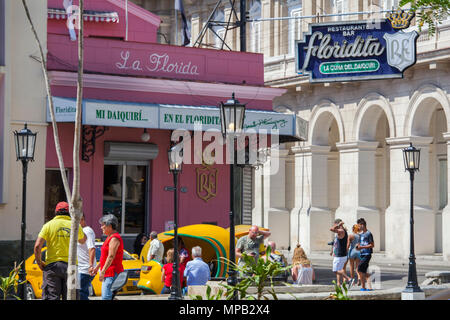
[77,213,97,300]
[147,231,164,263]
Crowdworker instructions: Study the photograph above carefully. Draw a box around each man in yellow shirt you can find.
[34,202,86,300]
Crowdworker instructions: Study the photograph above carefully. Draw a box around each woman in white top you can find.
[291,244,315,285]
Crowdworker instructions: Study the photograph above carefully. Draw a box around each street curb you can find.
[100,284,450,300]
[280,250,450,267]
[266,284,450,300]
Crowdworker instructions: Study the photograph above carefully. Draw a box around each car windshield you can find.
[95,245,135,261]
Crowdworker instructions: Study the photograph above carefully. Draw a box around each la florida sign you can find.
[47,97,304,139]
[296,10,418,82]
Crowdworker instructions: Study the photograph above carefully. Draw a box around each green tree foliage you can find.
[400,0,450,35]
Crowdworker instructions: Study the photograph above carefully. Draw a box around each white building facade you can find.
[136,0,450,260]
[265,0,450,260]
[0,0,48,273]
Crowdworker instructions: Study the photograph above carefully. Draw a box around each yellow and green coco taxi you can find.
[137,224,272,294]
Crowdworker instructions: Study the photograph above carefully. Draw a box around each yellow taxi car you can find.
[24,242,142,299]
[137,224,282,294]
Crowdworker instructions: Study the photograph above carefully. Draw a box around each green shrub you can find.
[221,246,291,300]
[0,262,25,300]
[326,280,352,300]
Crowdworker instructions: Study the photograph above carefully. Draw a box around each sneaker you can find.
[360,288,367,291]
[367,288,374,291]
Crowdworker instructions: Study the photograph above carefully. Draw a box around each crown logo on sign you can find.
[386,9,415,29]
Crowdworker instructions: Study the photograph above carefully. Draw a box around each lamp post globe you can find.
[403,143,420,172]
[220,93,246,300]
[168,144,183,174]
[141,128,150,142]
[220,92,246,138]
[13,123,37,300]
[14,123,37,162]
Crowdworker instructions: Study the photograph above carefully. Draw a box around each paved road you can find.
[307,259,437,290]
[88,250,450,300]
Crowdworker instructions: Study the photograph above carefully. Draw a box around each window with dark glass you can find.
[44,169,69,222]
[103,162,147,235]
[232,165,253,225]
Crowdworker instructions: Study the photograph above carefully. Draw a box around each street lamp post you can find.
[166,145,183,300]
[13,123,37,300]
[220,93,246,300]
[401,143,425,300]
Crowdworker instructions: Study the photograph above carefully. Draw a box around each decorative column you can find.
[335,141,380,251]
[261,0,274,57]
[291,145,332,253]
[385,137,434,259]
[441,132,450,261]
[272,1,288,56]
[267,148,290,248]
[252,149,271,230]
[190,14,201,46]
[253,158,264,227]
[286,153,299,248]
[252,147,290,248]
[224,3,238,50]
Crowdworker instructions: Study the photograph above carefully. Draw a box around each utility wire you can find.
[197,6,441,54]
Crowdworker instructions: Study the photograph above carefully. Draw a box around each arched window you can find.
[212,9,225,49]
[249,0,261,53]
[382,0,399,11]
[288,3,302,54]
[332,0,348,21]
[186,19,192,46]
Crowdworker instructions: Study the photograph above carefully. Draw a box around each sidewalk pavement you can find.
[92,250,450,300]
[272,284,450,300]
[286,250,450,290]
[281,250,450,267]
[90,283,450,300]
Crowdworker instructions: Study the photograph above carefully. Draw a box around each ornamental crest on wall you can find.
[196,164,218,202]
[383,31,418,72]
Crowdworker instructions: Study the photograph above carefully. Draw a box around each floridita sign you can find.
[296,9,418,82]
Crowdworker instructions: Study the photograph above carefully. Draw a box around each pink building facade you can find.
[45,0,295,248]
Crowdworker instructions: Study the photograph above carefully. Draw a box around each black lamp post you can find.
[13,123,37,300]
[167,144,183,300]
[220,93,246,300]
[402,142,424,298]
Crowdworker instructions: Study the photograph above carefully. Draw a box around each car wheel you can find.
[25,283,36,300]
